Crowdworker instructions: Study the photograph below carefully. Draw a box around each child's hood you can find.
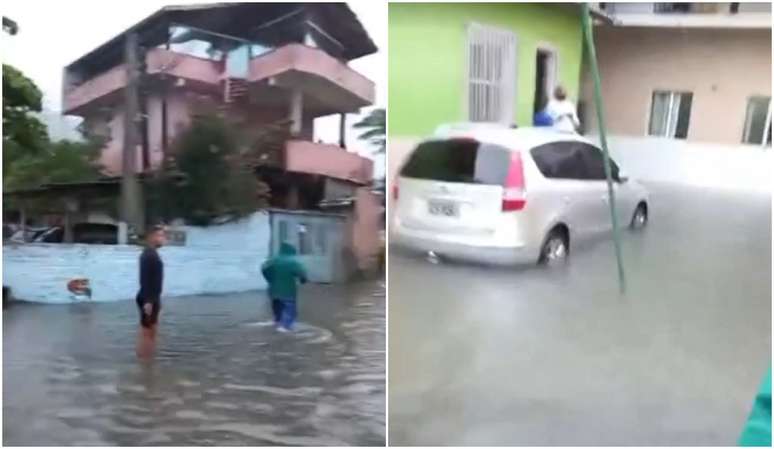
[279,242,297,256]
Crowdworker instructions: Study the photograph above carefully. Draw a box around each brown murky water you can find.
[4,281,385,446]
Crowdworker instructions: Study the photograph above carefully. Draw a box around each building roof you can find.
[66,3,377,76]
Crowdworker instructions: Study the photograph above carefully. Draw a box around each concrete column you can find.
[287,185,300,209]
[339,113,346,149]
[18,206,26,241]
[289,89,303,136]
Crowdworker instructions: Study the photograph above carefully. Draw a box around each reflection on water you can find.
[3,282,385,446]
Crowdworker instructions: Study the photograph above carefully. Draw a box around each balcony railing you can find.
[284,140,373,185]
[249,44,374,106]
[64,44,374,113]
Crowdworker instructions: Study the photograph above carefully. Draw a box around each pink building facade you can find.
[62,3,383,277]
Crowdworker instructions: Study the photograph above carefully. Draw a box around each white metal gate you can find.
[270,210,346,283]
[465,23,517,125]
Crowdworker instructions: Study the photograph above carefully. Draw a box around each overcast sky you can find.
[1,0,386,175]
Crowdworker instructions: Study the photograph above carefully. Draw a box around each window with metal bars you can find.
[466,23,516,124]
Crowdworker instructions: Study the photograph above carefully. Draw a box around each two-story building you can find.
[58,3,383,280]
[581,2,772,146]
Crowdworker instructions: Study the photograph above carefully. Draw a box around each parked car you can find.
[73,223,118,245]
[391,124,649,266]
[9,226,51,243]
[30,223,118,245]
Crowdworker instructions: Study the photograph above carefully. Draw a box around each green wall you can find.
[388,3,583,137]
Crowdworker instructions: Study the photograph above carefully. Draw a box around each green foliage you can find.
[3,63,103,195]
[353,108,385,154]
[3,64,50,176]
[146,113,270,226]
[4,139,103,190]
[3,16,18,35]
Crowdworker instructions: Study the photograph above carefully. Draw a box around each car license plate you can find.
[428,200,458,217]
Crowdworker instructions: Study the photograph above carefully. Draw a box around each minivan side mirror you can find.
[616,170,629,183]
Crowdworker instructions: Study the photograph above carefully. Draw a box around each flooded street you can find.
[389,183,771,446]
[4,281,385,446]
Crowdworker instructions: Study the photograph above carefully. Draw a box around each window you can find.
[742,96,772,146]
[530,142,586,180]
[654,3,693,13]
[400,139,512,185]
[649,91,693,139]
[466,23,516,124]
[531,141,620,181]
[578,143,620,181]
[298,223,312,255]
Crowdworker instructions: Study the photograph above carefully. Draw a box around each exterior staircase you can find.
[224,77,248,104]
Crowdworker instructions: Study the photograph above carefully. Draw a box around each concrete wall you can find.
[349,188,384,271]
[389,3,583,136]
[592,135,773,193]
[582,27,771,144]
[3,212,271,304]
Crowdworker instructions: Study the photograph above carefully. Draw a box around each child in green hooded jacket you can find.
[261,243,308,331]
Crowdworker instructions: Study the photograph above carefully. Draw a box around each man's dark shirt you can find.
[138,247,163,304]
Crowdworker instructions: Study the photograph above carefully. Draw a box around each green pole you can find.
[581,4,626,294]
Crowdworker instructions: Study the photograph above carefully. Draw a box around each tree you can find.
[146,113,270,226]
[4,138,103,191]
[3,64,50,177]
[353,108,385,154]
[3,16,18,35]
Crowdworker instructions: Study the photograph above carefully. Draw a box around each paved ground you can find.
[4,281,385,446]
[388,183,771,446]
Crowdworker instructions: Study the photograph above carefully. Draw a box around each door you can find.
[534,48,556,114]
[578,143,633,232]
[530,141,601,239]
[575,142,613,233]
[271,213,344,283]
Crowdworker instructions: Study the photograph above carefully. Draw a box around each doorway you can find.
[534,47,557,114]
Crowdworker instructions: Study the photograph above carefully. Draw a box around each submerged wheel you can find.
[538,228,569,266]
[630,203,648,230]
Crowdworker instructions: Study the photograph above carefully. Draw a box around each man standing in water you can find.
[262,242,307,332]
[136,225,166,358]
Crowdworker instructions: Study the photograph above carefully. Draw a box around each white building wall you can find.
[3,212,271,304]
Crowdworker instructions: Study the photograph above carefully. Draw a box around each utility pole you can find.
[121,31,145,241]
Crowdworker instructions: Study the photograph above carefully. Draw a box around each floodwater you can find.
[3,281,385,446]
[389,183,771,446]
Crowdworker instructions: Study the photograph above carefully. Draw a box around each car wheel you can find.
[538,228,569,266]
[630,203,648,230]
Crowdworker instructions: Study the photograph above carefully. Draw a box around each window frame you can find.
[647,90,693,139]
[464,23,517,125]
[742,95,772,147]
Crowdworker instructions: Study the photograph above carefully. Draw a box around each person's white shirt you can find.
[546,98,580,133]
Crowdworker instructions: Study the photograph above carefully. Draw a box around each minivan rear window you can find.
[400,139,511,185]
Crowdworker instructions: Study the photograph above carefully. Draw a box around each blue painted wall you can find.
[3,212,271,304]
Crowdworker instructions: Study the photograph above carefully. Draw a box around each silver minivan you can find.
[391,124,649,265]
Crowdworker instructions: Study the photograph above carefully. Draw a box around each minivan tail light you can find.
[392,183,399,201]
[502,152,527,211]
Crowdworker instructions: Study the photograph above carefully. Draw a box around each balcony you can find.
[63,48,224,114]
[284,140,373,185]
[63,44,374,115]
[249,44,375,112]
